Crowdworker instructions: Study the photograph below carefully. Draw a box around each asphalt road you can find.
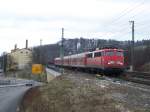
[0,86,31,112]
[0,75,38,112]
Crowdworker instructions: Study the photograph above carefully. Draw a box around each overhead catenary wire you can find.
[99,0,146,41]
[135,19,150,30]
[103,0,148,40]
[108,0,146,26]
[79,0,148,41]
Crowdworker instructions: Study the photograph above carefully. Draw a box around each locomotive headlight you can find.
[108,61,115,64]
[117,61,123,65]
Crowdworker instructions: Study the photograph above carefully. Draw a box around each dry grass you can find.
[20,75,122,112]
[20,74,150,112]
[138,62,150,72]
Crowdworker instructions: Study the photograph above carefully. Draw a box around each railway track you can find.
[47,65,150,86]
[121,71,150,86]
[65,69,150,86]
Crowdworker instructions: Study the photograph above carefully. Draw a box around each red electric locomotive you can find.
[54,48,124,74]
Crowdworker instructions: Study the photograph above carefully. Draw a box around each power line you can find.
[135,15,150,25]
[128,5,146,19]
[104,23,131,36]
[108,0,146,26]
[135,18,150,30]
[100,0,146,40]
[136,22,150,30]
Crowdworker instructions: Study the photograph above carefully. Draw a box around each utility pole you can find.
[129,21,135,71]
[2,52,6,73]
[60,28,64,74]
[39,39,42,64]
[40,39,42,46]
[3,53,5,73]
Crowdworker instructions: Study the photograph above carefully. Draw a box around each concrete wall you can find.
[46,68,61,83]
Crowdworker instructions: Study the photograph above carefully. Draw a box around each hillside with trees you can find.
[32,38,150,71]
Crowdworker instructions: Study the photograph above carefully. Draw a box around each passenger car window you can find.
[94,52,101,57]
[87,53,92,58]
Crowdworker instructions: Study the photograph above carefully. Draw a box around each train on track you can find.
[54,48,125,75]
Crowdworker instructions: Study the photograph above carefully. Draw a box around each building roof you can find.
[11,48,32,53]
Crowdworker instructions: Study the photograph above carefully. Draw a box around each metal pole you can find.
[39,39,42,64]
[3,53,5,73]
[40,39,42,46]
[129,21,134,71]
[2,52,6,73]
[61,28,64,74]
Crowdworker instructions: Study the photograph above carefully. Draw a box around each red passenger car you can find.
[54,48,124,74]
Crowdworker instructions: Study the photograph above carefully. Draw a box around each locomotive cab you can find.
[103,49,124,73]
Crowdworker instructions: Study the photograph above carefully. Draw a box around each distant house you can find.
[6,40,32,71]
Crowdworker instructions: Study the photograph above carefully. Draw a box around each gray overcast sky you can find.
[0,0,150,54]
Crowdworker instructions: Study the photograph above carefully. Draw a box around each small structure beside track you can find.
[46,67,61,82]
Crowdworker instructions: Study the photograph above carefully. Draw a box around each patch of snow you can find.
[100,85,105,88]
[115,104,131,112]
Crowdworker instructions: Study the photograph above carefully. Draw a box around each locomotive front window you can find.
[105,51,114,56]
[116,51,123,56]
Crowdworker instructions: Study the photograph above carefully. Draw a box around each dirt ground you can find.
[19,72,150,112]
[138,62,150,72]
